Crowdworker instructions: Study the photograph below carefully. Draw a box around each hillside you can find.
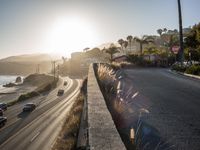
[0,53,53,62]
[0,53,58,75]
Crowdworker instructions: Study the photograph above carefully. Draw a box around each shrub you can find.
[171,64,187,72]
[185,65,200,75]
[18,91,39,102]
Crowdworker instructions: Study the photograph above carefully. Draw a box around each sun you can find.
[44,17,99,57]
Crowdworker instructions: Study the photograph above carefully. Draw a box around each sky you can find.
[0,0,200,58]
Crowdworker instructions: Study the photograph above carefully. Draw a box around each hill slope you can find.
[0,53,56,75]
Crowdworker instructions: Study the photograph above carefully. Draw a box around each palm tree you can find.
[157,29,163,36]
[177,0,184,63]
[118,39,124,52]
[163,28,168,33]
[104,44,119,62]
[127,35,133,52]
[134,36,154,55]
[123,41,128,55]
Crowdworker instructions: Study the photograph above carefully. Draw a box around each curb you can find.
[169,69,200,80]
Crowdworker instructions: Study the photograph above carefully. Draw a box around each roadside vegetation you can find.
[7,74,58,106]
[95,63,176,150]
[52,78,87,150]
[172,63,200,76]
[94,63,136,149]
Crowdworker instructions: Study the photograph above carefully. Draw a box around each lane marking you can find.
[0,79,80,148]
[30,132,40,142]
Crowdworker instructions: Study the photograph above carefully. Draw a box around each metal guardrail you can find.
[76,96,90,150]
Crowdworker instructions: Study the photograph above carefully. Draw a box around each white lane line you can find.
[30,132,40,142]
[0,79,80,148]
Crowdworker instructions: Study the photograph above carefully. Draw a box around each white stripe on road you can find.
[30,132,40,142]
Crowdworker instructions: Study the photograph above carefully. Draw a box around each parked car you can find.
[0,103,7,111]
[64,81,67,86]
[0,109,3,116]
[23,103,36,112]
[57,89,64,96]
[0,116,7,127]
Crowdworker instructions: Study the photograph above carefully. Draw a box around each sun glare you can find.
[44,17,99,57]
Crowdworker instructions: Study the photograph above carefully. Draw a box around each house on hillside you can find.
[112,55,128,62]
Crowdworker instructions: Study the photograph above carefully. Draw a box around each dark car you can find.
[64,81,67,86]
[0,109,3,116]
[0,103,7,111]
[0,116,7,127]
[23,103,36,112]
[57,89,64,96]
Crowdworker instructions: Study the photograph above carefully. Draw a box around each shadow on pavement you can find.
[17,111,31,119]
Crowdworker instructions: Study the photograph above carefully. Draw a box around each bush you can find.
[185,65,200,75]
[18,91,40,102]
[171,64,187,72]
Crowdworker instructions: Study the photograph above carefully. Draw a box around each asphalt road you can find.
[0,77,81,150]
[121,68,200,150]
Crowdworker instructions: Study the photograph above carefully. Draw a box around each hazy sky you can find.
[0,0,200,58]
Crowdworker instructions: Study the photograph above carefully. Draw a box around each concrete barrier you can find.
[87,64,126,150]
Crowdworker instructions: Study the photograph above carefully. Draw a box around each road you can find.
[0,77,81,150]
[121,68,200,150]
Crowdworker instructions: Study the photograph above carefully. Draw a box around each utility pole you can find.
[177,0,184,63]
[36,64,40,74]
[52,61,56,82]
[57,64,60,79]
[38,64,40,74]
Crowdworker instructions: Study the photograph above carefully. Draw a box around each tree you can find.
[184,23,200,61]
[157,29,163,36]
[104,44,120,62]
[184,23,200,49]
[166,34,179,50]
[118,39,124,52]
[62,56,67,63]
[134,36,154,55]
[127,35,133,52]
[83,47,90,52]
[123,41,128,55]
[143,46,160,61]
[163,28,168,33]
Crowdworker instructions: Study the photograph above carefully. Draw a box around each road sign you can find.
[172,46,180,54]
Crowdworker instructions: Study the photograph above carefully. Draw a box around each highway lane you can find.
[122,68,200,149]
[0,76,77,146]
[1,77,66,127]
[0,78,81,150]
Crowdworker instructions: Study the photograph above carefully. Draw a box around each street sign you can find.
[172,46,180,54]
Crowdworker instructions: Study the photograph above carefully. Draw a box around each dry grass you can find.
[97,64,116,82]
[52,93,84,150]
[111,61,133,70]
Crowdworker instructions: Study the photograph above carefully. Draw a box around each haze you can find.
[0,0,200,58]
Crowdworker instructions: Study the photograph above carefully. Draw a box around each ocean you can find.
[0,75,18,87]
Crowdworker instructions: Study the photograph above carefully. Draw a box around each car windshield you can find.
[25,104,34,107]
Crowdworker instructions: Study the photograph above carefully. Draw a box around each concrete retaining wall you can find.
[87,64,126,150]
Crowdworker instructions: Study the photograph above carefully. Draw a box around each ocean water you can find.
[0,75,18,87]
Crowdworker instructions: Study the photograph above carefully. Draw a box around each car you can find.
[23,103,36,112]
[57,89,64,96]
[0,109,3,116]
[0,116,7,127]
[64,81,67,86]
[0,103,7,111]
